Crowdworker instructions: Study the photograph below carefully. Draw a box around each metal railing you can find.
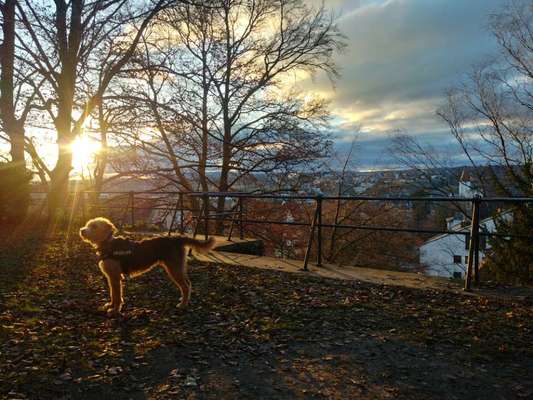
[186,192,532,291]
[35,190,533,291]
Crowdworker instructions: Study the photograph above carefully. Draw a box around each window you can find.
[453,272,462,279]
[453,255,462,263]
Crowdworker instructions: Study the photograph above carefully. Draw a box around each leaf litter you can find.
[0,234,532,399]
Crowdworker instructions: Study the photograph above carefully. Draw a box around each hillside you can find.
[1,232,532,399]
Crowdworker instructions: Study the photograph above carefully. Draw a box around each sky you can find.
[300,0,507,170]
[1,0,508,175]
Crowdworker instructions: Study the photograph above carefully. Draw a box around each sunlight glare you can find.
[71,135,101,173]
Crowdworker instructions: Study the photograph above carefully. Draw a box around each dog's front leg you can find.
[98,262,112,311]
[98,262,113,311]
[100,260,123,317]
[107,275,123,317]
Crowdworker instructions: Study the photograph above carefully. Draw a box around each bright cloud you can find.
[301,0,508,168]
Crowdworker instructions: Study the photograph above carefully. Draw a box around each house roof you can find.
[421,209,512,246]
[421,226,468,246]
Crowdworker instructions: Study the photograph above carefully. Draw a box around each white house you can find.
[419,169,508,279]
[419,215,499,279]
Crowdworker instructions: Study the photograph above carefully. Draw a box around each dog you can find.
[79,217,215,317]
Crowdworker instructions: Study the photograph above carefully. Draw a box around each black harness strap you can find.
[97,237,135,275]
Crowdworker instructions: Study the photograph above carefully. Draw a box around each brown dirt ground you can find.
[1,233,532,399]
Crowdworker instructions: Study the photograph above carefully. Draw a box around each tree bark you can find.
[1,0,25,166]
[0,0,31,222]
[45,0,82,216]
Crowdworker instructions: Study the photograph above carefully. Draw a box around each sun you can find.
[71,135,101,173]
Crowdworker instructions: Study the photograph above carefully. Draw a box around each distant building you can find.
[419,216,497,279]
[419,169,510,279]
[458,169,482,198]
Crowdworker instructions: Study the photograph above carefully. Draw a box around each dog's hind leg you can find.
[163,250,191,308]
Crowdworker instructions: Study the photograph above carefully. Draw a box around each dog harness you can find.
[97,237,135,276]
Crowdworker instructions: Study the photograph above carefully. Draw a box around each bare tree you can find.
[117,0,345,232]
[12,0,172,215]
[0,0,36,220]
[392,0,533,281]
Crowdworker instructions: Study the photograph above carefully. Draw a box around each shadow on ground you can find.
[1,236,532,399]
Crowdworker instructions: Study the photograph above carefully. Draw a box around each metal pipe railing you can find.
[34,190,533,291]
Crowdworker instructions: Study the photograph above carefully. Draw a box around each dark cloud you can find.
[331,126,494,170]
[303,0,509,169]
[332,128,462,170]
[331,0,504,106]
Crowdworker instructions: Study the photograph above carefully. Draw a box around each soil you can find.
[1,234,532,399]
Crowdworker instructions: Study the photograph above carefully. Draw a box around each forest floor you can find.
[1,231,532,399]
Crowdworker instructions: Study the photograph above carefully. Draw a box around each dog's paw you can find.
[98,302,112,312]
[176,302,188,310]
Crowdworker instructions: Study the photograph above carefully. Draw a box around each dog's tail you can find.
[181,236,216,253]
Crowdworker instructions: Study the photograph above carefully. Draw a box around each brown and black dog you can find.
[80,217,215,317]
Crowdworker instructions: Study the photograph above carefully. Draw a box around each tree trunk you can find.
[215,102,232,234]
[45,0,82,218]
[0,0,31,222]
[8,125,25,165]
[215,4,232,235]
[199,42,210,193]
[0,0,24,166]
[47,67,77,216]
[216,138,231,234]
[47,134,74,218]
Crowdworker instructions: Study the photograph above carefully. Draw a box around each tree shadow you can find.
[0,225,49,311]
[3,252,532,399]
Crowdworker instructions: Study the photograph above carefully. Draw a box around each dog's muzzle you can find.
[79,228,88,238]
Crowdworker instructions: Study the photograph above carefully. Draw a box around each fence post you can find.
[316,195,323,267]
[179,193,184,234]
[228,211,235,241]
[239,197,244,240]
[203,193,209,240]
[464,197,480,291]
[473,197,481,285]
[129,191,135,228]
[303,200,319,271]
[227,198,238,241]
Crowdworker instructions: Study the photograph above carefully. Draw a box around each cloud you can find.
[329,0,504,106]
[331,127,482,170]
[300,0,509,169]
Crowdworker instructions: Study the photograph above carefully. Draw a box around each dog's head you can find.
[79,217,117,247]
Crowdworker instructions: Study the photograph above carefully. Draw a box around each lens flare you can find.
[71,135,101,172]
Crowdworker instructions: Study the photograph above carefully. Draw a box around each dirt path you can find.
[196,251,533,302]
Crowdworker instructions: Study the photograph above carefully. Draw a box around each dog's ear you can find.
[99,218,117,235]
